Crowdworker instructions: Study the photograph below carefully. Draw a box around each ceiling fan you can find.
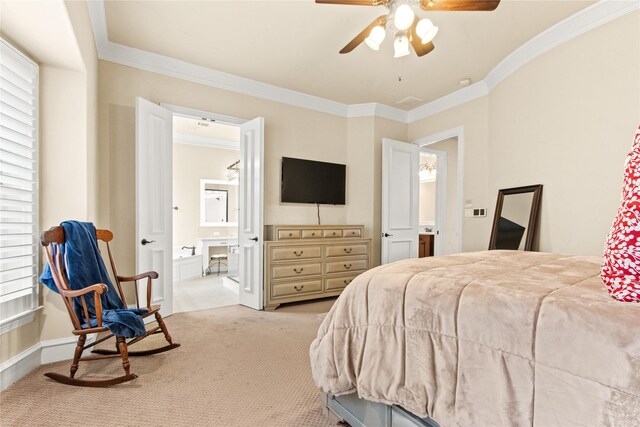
[316,0,500,58]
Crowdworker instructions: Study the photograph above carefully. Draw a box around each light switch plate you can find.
[465,208,487,218]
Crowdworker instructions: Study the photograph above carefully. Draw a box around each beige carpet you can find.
[0,299,338,427]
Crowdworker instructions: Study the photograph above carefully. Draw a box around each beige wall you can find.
[98,63,409,276]
[409,11,640,256]
[3,1,637,365]
[1,0,98,362]
[487,11,640,255]
[419,181,435,225]
[172,144,239,248]
[98,61,353,277]
[345,117,376,257]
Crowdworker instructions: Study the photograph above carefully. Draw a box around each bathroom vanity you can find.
[418,233,435,258]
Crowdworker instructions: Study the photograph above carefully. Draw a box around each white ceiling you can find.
[103,0,595,109]
[0,0,85,71]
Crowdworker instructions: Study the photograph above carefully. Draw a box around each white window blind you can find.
[0,38,39,325]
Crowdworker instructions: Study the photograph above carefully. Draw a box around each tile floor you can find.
[173,274,239,313]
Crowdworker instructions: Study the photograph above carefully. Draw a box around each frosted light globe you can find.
[394,4,414,31]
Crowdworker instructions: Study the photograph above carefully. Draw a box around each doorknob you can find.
[141,239,156,245]
[382,233,394,237]
[248,237,258,242]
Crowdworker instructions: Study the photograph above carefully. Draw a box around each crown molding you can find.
[407,81,489,123]
[174,133,240,151]
[484,0,640,90]
[87,0,639,125]
[410,0,639,123]
[86,0,408,122]
[347,103,409,122]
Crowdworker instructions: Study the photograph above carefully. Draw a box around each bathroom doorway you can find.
[417,134,461,256]
[418,150,440,257]
[171,115,241,313]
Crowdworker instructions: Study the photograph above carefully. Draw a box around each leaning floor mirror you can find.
[489,184,543,251]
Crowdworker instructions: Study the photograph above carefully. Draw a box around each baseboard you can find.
[40,335,96,364]
[0,343,41,392]
[0,334,96,391]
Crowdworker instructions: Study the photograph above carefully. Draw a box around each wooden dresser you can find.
[264,225,371,310]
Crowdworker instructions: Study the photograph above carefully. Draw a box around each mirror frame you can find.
[488,184,543,252]
[200,179,238,227]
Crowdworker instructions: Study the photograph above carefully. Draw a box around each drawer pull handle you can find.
[293,250,303,256]
[343,280,351,285]
[343,248,352,254]
[294,285,304,291]
[332,232,336,235]
[294,268,304,274]
[289,233,293,237]
[344,264,352,269]
[312,232,316,236]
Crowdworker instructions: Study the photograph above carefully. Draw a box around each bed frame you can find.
[321,392,440,427]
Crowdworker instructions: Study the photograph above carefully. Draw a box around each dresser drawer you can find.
[325,258,368,274]
[325,274,360,291]
[277,229,301,240]
[325,243,368,258]
[301,229,322,239]
[342,228,362,238]
[272,279,322,298]
[271,245,322,261]
[272,261,322,279]
[323,229,343,238]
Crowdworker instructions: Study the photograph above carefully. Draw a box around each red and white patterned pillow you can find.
[601,125,640,303]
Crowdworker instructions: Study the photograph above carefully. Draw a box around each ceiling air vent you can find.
[396,96,423,108]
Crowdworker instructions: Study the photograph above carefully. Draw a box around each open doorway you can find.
[423,137,459,255]
[418,150,440,257]
[135,98,264,316]
[171,115,240,313]
[414,128,464,256]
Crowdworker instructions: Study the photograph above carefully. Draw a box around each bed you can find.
[310,250,640,426]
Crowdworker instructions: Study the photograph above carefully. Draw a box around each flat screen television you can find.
[281,157,346,205]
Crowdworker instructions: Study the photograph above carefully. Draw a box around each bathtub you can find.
[173,248,201,282]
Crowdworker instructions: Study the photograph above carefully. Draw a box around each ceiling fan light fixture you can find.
[394,4,414,31]
[365,25,386,51]
[393,35,410,58]
[416,18,439,44]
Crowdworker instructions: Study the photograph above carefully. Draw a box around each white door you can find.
[381,138,419,264]
[238,117,264,310]
[135,97,173,315]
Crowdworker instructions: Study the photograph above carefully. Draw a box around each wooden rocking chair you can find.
[40,226,180,387]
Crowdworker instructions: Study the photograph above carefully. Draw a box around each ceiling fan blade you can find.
[419,0,500,11]
[340,15,387,54]
[409,18,435,57]
[316,0,388,5]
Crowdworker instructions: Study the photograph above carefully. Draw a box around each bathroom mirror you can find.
[488,184,542,251]
[200,179,238,227]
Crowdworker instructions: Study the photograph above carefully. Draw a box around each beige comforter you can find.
[310,251,640,426]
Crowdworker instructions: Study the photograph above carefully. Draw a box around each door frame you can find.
[412,126,464,254]
[419,147,447,256]
[157,103,263,309]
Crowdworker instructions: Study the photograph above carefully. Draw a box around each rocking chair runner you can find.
[40,226,180,387]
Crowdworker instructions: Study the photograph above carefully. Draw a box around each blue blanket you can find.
[40,221,147,338]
